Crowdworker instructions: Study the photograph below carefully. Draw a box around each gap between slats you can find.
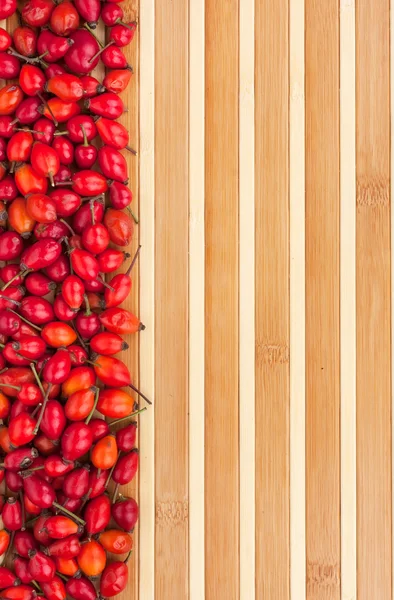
[340,1,356,599]
[239,0,255,596]
[139,0,155,596]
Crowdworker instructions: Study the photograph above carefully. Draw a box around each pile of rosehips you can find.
[0,0,147,598]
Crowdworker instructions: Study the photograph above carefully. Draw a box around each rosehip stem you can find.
[0,294,20,306]
[1,269,30,291]
[30,363,46,396]
[59,219,76,236]
[0,383,20,391]
[126,245,141,276]
[83,23,104,48]
[109,407,147,427]
[112,483,120,504]
[105,451,121,489]
[19,491,25,530]
[125,146,137,155]
[52,502,86,526]
[127,208,139,224]
[124,550,132,564]
[37,92,58,127]
[8,309,42,331]
[88,41,114,64]
[70,321,88,351]
[33,384,51,434]
[85,387,100,424]
[56,572,68,582]
[129,383,152,405]
[83,293,91,316]
[97,275,114,292]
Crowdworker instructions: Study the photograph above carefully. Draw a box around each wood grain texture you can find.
[204,0,239,597]
[305,1,341,598]
[188,0,205,596]
[154,0,189,597]
[356,1,392,598]
[239,0,255,597]
[255,1,289,598]
[340,1,357,598]
[289,0,306,596]
[138,0,155,597]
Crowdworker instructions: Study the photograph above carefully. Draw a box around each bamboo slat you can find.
[356,1,392,598]
[305,1,341,598]
[204,0,239,597]
[255,1,290,598]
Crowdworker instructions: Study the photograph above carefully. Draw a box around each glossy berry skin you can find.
[91,434,117,470]
[46,74,83,102]
[74,0,100,27]
[9,413,36,446]
[64,30,100,74]
[0,85,23,116]
[86,92,124,119]
[28,550,55,583]
[110,22,136,47]
[77,540,106,577]
[14,558,33,585]
[49,189,81,217]
[21,239,62,271]
[89,418,110,442]
[100,307,143,334]
[91,332,128,355]
[84,494,111,535]
[112,497,139,532]
[19,65,45,97]
[112,450,139,485]
[62,275,85,310]
[116,422,137,452]
[40,576,66,600]
[23,473,56,508]
[100,561,128,597]
[31,142,60,184]
[40,399,67,439]
[98,388,134,418]
[0,28,12,51]
[22,0,54,27]
[44,455,74,478]
[44,254,70,282]
[25,273,55,297]
[71,171,108,197]
[61,366,95,397]
[70,249,99,280]
[62,464,90,499]
[0,53,20,79]
[98,146,128,183]
[61,422,93,460]
[41,322,77,347]
[44,516,79,539]
[65,387,96,421]
[65,576,97,600]
[50,2,79,36]
[52,137,74,165]
[42,350,72,384]
[104,208,134,246]
[99,529,133,554]
[26,193,57,223]
[2,497,23,530]
[14,531,38,558]
[103,68,132,94]
[47,535,81,559]
[20,297,54,325]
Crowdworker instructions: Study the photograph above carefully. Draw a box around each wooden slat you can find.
[289,0,306,596]
[154,0,189,596]
[356,1,392,598]
[340,1,356,599]
[239,0,255,596]
[188,0,205,596]
[305,1,340,598]
[204,0,239,597]
[139,0,155,595]
[255,0,289,597]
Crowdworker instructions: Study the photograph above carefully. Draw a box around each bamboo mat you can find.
[3,0,394,598]
[140,0,391,597]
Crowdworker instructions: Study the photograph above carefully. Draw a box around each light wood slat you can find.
[289,0,306,596]
[139,0,155,595]
[356,1,392,598]
[391,3,394,597]
[305,1,340,598]
[239,0,255,596]
[188,0,205,596]
[255,0,289,597]
[154,0,189,596]
[204,0,239,597]
[340,1,356,599]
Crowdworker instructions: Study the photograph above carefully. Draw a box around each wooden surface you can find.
[4,0,394,598]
